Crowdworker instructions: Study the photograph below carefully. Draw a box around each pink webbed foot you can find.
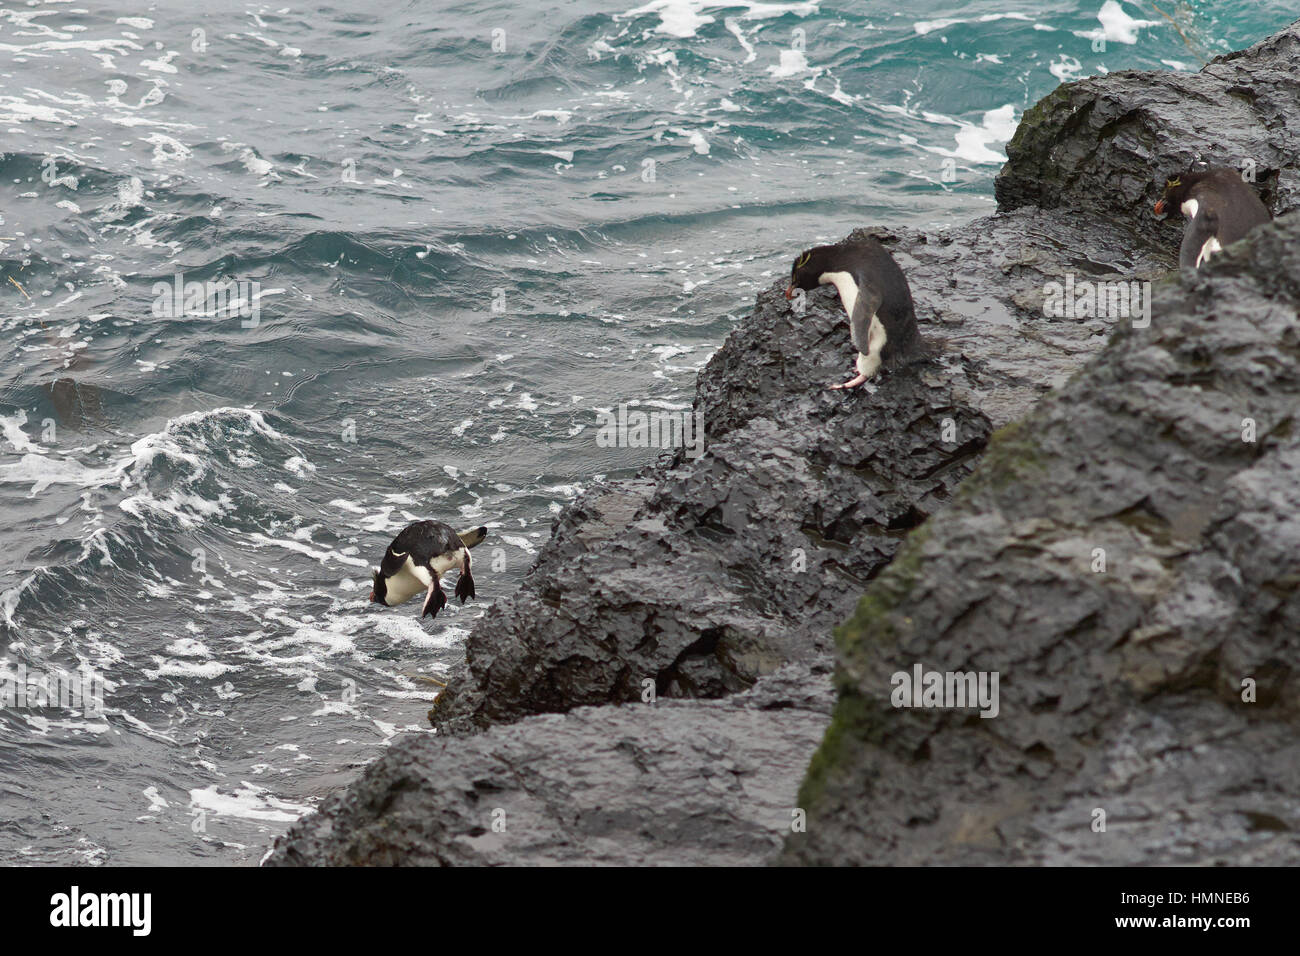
[828,373,868,390]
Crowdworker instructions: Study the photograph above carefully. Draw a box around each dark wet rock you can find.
[266,663,833,866]
[430,208,1179,732]
[996,23,1300,226]
[269,21,1300,866]
[783,209,1300,866]
[430,360,992,731]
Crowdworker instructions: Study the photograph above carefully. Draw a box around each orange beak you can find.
[784,284,795,300]
[1153,199,1166,216]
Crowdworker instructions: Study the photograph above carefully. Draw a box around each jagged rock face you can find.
[267,664,834,866]
[430,209,1176,732]
[784,211,1300,866]
[430,295,996,732]
[995,23,1300,223]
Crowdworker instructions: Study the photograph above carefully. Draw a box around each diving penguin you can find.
[369,522,487,619]
[785,238,923,390]
[1153,167,1271,270]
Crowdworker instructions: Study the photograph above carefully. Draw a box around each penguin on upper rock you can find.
[786,237,924,390]
[1153,167,1272,270]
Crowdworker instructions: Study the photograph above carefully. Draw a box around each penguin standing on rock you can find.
[786,238,923,390]
[370,522,487,619]
[1153,167,1272,270]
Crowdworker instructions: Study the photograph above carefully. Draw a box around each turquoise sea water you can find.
[1,0,1295,864]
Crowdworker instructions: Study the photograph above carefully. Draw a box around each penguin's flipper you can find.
[830,286,883,390]
[846,285,883,355]
[455,551,475,603]
[379,547,408,577]
[457,526,488,549]
[1180,209,1221,269]
[421,574,448,619]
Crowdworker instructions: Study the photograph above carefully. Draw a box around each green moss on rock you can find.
[798,417,1052,813]
[957,418,1047,500]
[797,523,930,811]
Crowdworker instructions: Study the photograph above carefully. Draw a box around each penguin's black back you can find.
[380,520,462,575]
[1166,168,1271,260]
[1192,170,1270,242]
[834,239,922,364]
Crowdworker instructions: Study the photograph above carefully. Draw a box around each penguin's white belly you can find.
[384,551,465,606]
[819,270,858,319]
[384,559,430,606]
[859,317,887,379]
[819,269,888,381]
[431,549,465,576]
[1196,235,1222,268]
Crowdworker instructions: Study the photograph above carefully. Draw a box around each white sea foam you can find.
[144,132,191,166]
[0,36,143,58]
[189,782,313,823]
[222,142,276,177]
[1,411,40,453]
[164,637,212,657]
[880,102,1018,164]
[768,49,813,79]
[621,0,715,37]
[668,127,711,154]
[0,407,285,536]
[725,18,756,63]
[97,176,145,222]
[619,1,817,39]
[246,533,370,568]
[144,657,241,679]
[284,456,317,477]
[953,103,1018,163]
[914,12,1033,36]
[372,615,467,650]
[1050,54,1085,82]
[0,94,77,125]
[0,452,118,496]
[1076,1,1160,46]
[140,51,179,73]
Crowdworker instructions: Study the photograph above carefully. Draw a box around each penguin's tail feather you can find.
[458,526,488,549]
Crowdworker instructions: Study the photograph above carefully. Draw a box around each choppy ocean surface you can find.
[1,0,1294,865]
